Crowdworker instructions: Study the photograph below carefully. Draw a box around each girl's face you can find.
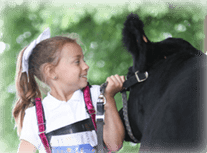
[54,43,89,91]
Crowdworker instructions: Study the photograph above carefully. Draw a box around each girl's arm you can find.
[18,140,37,153]
[103,74,125,151]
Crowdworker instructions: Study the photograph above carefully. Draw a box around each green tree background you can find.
[0,1,206,153]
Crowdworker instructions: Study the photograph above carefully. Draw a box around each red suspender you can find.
[83,86,97,130]
[35,85,96,152]
[35,98,51,153]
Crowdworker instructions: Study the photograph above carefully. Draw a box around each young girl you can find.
[12,28,125,153]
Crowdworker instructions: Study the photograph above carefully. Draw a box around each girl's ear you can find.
[42,63,57,83]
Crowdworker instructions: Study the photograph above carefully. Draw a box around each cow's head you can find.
[122,13,149,75]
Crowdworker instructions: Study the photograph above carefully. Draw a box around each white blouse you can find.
[20,85,100,153]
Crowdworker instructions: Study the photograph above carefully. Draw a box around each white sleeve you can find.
[20,107,43,150]
[90,85,101,111]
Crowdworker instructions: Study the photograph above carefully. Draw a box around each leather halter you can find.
[96,82,108,153]
[123,71,148,90]
[121,71,148,143]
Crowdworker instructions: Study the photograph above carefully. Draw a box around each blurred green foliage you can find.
[0,2,205,153]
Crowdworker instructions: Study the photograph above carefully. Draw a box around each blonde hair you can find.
[12,36,76,136]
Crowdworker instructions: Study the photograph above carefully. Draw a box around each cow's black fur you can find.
[119,13,207,152]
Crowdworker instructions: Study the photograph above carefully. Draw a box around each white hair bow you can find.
[21,28,51,82]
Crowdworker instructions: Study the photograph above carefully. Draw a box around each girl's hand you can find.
[104,74,125,98]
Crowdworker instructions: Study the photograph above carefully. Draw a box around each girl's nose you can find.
[83,61,89,71]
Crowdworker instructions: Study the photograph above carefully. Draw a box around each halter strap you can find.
[123,71,148,90]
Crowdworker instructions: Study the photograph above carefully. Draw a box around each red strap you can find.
[35,98,51,153]
[83,86,97,130]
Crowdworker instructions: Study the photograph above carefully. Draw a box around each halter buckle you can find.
[135,71,148,82]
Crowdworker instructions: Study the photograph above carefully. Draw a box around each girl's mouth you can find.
[80,75,87,78]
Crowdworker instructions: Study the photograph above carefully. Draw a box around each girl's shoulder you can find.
[24,106,37,120]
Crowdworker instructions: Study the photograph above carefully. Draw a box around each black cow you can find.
[119,13,207,153]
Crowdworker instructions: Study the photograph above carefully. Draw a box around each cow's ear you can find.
[137,36,148,43]
[143,36,147,43]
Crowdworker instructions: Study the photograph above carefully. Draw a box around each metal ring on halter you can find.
[98,94,107,105]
